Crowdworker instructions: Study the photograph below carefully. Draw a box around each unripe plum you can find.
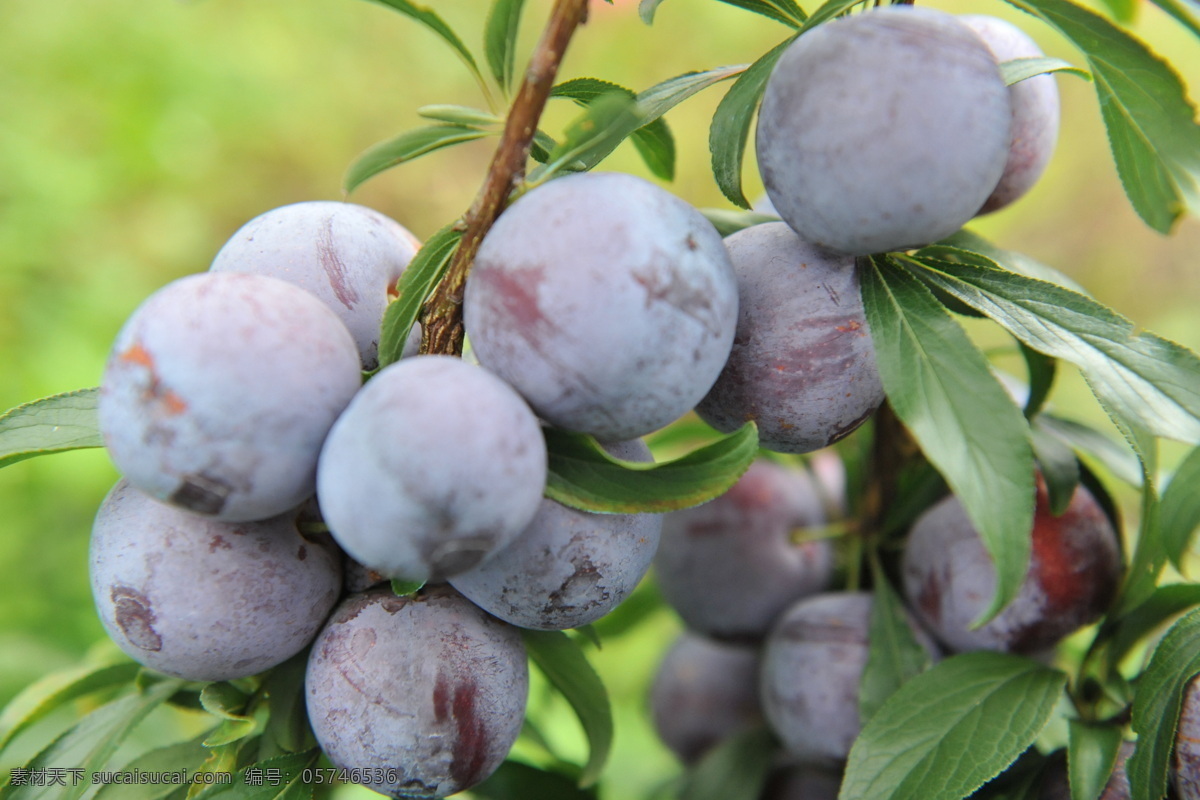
[306,585,528,798]
[695,222,883,452]
[1176,675,1200,799]
[90,480,342,681]
[960,15,1061,214]
[756,6,1012,255]
[649,632,762,765]
[464,171,738,442]
[759,592,935,764]
[316,356,547,583]
[448,439,662,630]
[99,272,362,522]
[654,459,834,641]
[901,480,1121,654]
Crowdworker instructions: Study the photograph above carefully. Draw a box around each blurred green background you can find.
[1,0,1198,796]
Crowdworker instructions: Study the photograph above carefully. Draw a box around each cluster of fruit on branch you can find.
[5,0,1200,798]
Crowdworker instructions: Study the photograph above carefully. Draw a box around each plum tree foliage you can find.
[2,0,1200,798]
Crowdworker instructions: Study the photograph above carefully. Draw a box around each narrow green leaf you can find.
[678,727,776,800]
[861,257,1034,624]
[199,684,249,720]
[1148,0,1200,38]
[259,653,312,759]
[550,79,676,180]
[1067,722,1123,800]
[1128,607,1200,800]
[840,653,1067,800]
[1035,415,1142,487]
[377,224,463,368]
[1020,344,1057,420]
[390,578,425,596]
[343,125,491,194]
[188,750,320,800]
[4,679,181,800]
[1161,446,1200,570]
[484,0,526,94]
[520,630,612,788]
[0,388,103,470]
[801,0,871,31]
[699,208,778,236]
[543,423,758,514]
[360,0,484,84]
[860,572,932,724]
[417,104,501,127]
[0,662,140,752]
[714,0,805,27]
[922,232,1088,294]
[1095,0,1136,21]
[1030,422,1080,516]
[904,254,1200,445]
[93,733,213,800]
[1008,0,1200,232]
[1116,425,1164,616]
[471,760,598,799]
[999,56,1091,85]
[710,36,795,208]
[538,93,641,179]
[1102,583,1200,668]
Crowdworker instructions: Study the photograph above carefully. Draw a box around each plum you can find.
[210,201,421,369]
[901,480,1121,654]
[654,459,835,641]
[756,5,1012,255]
[759,592,935,765]
[448,439,662,630]
[1177,675,1200,799]
[695,222,883,453]
[316,355,547,583]
[649,631,762,765]
[99,272,362,522]
[760,766,842,800]
[306,585,528,798]
[89,480,342,681]
[960,15,1061,214]
[463,171,738,441]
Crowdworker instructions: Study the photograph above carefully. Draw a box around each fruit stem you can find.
[420,0,590,356]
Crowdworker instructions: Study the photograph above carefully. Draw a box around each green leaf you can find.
[903,254,1200,445]
[710,36,795,208]
[1161,446,1200,570]
[1030,422,1080,516]
[714,0,805,27]
[259,653,312,759]
[699,208,778,236]
[1008,0,1200,232]
[1102,583,1200,668]
[801,0,872,31]
[188,750,320,800]
[638,0,668,24]
[520,630,612,788]
[0,662,140,752]
[543,423,758,513]
[0,388,103,470]
[550,78,676,180]
[343,125,492,194]
[677,727,776,800]
[484,0,526,94]
[879,460,947,536]
[1035,415,1142,487]
[1095,0,1136,22]
[360,0,484,85]
[93,733,213,800]
[1019,344,1057,420]
[377,224,463,368]
[471,760,598,799]
[998,56,1091,85]
[3,679,181,800]
[417,104,501,127]
[1148,0,1200,38]
[1128,607,1200,800]
[921,232,1088,295]
[840,652,1067,800]
[199,684,249,720]
[538,93,641,178]
[1115,424,1165,616]
[1067,722,1123,800]
[861,257,1035,624]
[860,571,933,724]
[390,578,425,596]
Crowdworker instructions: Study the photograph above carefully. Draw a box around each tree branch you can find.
[420,0,590,356]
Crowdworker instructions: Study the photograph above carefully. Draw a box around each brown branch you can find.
[420,0,590,356]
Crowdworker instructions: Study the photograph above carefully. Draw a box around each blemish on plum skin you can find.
[298,545,308,561]
[111,586,163,652]
[209,535,232,553]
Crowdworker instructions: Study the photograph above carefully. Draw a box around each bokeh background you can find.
[1,0,1198,796]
